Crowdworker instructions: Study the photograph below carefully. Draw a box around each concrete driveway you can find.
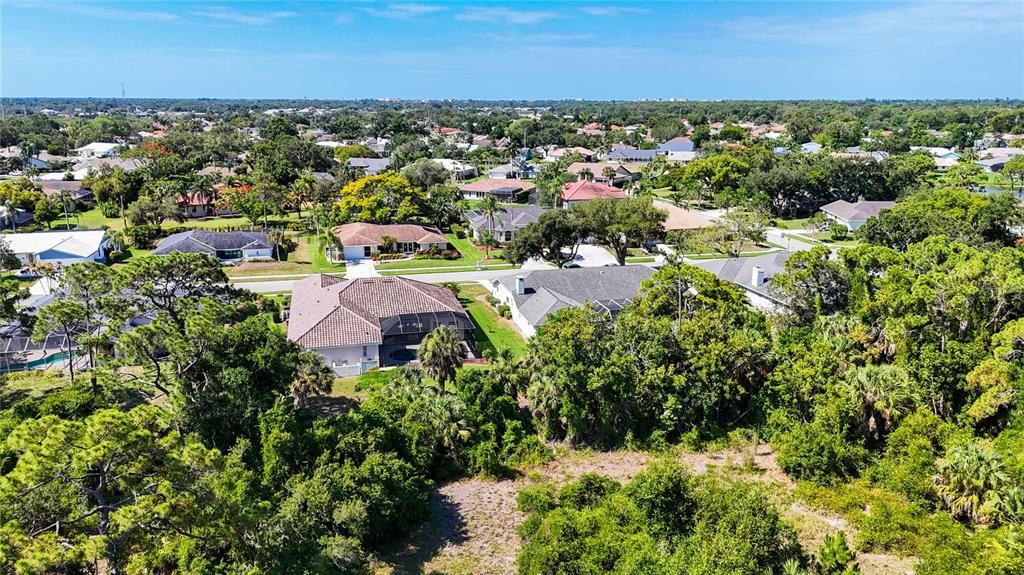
[573,244,620,267]
[345,259,379,278]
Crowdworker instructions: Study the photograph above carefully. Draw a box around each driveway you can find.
[573,244,620,267]
[345,258,379,278]
[765,228,817,252]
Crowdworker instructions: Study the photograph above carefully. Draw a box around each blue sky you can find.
[2,1,1022,100]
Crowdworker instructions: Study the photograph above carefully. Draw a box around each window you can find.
[504,231,512,241]
[363,246,372,257]
[362,345,367,357]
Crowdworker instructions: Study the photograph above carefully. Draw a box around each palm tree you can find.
[816,531,859,575]
[845,364,919,440]
[478,194,504,259]
[526,368,563,439]
[290,350,335,408]
[601,165,617,185]
[290,170,317,219]
[417,325,466,391]
[482,347,524,396]
[934,442,1008,524]
[424,392,473,462]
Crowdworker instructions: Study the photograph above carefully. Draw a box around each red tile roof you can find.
[561,180,626,202]
[332,223,448,246]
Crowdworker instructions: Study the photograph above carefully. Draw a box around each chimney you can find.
[751,266,765,287]
[516,275,526,295]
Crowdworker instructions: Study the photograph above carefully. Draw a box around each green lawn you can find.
[459,283,527,358]
[685,249,782,261]
[774,217,815,230]
[0,370,69,405]
[72,207,300,233]
[375,233,507,272]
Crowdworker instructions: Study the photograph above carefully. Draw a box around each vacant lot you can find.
[373,445,915,575]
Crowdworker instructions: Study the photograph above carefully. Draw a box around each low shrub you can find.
[373,253,407,261]
[774,419,868,485]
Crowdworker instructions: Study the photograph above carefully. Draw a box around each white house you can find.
[1,230,110,267]
[433,159,478,180]
[490,266,655,338]
[690,252,793,312]
[819,199,896,230]
[73,142,120,158]
[331,222,450,261]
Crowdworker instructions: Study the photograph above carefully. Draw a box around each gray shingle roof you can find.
[346,157,390,175]
[819,200,895,222]
[153,230,272,256]
[465,206,546,233]
[689,252,792,303]
[495,266,655,328]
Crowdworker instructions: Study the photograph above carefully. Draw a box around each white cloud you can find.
[191,7,298,26]
[363,3,445,19]
[10,1,179,22]
[477,32,594,43]
[457,7,560,25]
[334,13,354,24]
[721,1,1021,45]
[580,7,650,17]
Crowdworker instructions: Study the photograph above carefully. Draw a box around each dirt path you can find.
[373,446,915,575]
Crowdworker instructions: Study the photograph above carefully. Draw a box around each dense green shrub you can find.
[775,418,868,485]
[517,467,801,575]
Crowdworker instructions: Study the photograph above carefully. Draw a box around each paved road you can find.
[766,228,817,252]
[234,259,663,293]
[237,268,526,293]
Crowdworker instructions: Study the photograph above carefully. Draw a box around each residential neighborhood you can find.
[1,1,1023,572]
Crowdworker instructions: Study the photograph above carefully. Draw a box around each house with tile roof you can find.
[287,274,474,375]
[561,180,626,208]
[489,266,655,337]
[332,223,450,261]
[654,200,715,231]
[153,230,275,262]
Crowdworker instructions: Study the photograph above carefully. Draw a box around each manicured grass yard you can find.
[223,234,345,277]
[774,217,815,230]
[73,207,303,233]
[375,233,508,272]
[458,283,527,358]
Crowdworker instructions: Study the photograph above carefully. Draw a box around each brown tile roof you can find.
[561,180,626,202]
[331,223,448,246]
[457,178,536,194]
[287,275,468,348]
[653,200,714,231]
